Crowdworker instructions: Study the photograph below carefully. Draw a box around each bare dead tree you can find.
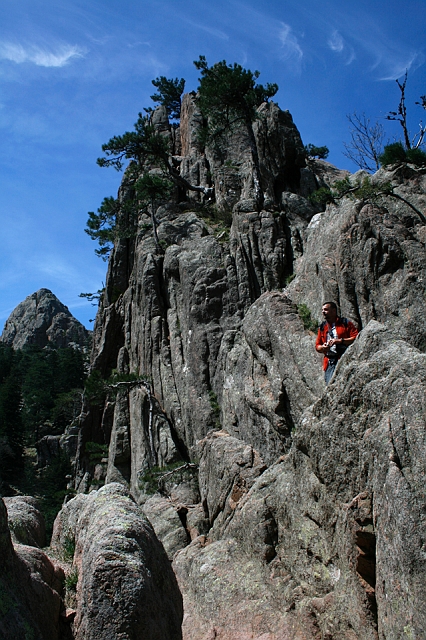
[343,112,387,172]
[386,71,426,149]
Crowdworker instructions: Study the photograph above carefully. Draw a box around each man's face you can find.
[322,304,337,323]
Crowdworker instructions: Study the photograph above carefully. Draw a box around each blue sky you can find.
[1,0,425,329]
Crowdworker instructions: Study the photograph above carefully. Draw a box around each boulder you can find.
[51,482,183,640]
[4,495,46,547]
[197,430,266,538]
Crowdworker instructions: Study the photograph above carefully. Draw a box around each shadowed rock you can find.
[0,498,66,640]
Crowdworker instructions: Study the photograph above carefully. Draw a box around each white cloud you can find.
[279,23,303,62]
[0,42,84,67]
[378,51,425,81]
[182,18,229,41]
[327,29,355,65]
[328,30,344,53]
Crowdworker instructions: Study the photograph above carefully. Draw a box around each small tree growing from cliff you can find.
[97,112,212,196]
[309,175,426,224]
[304,144,329,160]
[90,110,213,258]
[85,196,123,259]
[194,56,278,210]
[149,76,185,121]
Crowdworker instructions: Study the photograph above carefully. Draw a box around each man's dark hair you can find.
[322,301,337,310]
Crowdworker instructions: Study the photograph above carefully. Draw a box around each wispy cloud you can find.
[181,18,229,41]
[0,41,85,67]
[377,51,425,81]
[327,30,355,65]
[279,23,303,63]
[324,6,424,80]
[328,30,344,53]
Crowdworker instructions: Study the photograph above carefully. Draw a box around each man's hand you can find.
[327,337,343,347]
[317,342,330,353]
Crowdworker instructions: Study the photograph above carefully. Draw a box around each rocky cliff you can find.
[5,96,425,639]
[1,288,91,350]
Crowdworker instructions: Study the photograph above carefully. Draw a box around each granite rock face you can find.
[67,96,426,639]
[214,291,323,464]
[174,322,426,639]
[1,288,91,350]
[51,483,183,640]
[287,165,426,351]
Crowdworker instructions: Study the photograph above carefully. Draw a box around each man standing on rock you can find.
[316,301,359,385]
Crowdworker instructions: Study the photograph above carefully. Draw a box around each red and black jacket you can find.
[316,317,359,370]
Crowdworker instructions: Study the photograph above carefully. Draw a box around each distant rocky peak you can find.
[1,288,91,350]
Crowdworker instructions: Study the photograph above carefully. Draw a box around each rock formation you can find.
[4,93,424,638]
[175,321,426,639]
[66,95,425,639]
[1,288,91,350]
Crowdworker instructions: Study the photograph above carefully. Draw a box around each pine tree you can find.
[150,76,185,120]
[194,56,278,210]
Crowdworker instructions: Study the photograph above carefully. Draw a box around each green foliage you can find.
[15,453,74,541]
[0,347,25,479]
[79,289,105,305]
[308,187,335,208]
[0,345,86,487]
[85,195,141,260]
[332,176,353,198]
[304,144,329,160]
[149,76,185,120]
[85,197,120,259]
[195,201,233,240]
[312,174,426,224]
[379,141,407,166]
[62,532,76,561]
[65,567,78,592]
[85,441,108,462]
[84,369,107,404]
[135,172,173,205]
[194,56,278,142]
[208,390,221,427]
[379,142,426,167]
[406,147,426,165]
[85,369,151,407]
[285,273,296,286]
[297,304,318,332]
[50,389,83,432]
[92,113,183,258]
[108,370,142,385]
[97,113,169,172]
